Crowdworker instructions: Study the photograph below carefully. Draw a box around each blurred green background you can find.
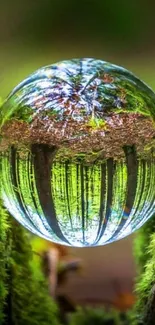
[0,0,155,98]
[0,0,155,311]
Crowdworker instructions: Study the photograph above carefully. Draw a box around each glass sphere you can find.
[1,58,155,247]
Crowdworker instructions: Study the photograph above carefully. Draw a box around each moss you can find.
[0,201,10,325]
[86,117,107,129]
[0,203,61,325]
[67,307,128,325]
[132,215,155,324]
[133,234,155,324]
[134,215,155,273]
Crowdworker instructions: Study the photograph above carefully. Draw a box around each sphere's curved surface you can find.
[1,58,155,247]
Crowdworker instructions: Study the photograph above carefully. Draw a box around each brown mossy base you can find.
[1,113,155,160]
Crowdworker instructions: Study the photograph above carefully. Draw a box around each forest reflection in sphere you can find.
[1,58,155,247]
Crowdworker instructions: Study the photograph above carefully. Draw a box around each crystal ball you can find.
[1,58,155,247]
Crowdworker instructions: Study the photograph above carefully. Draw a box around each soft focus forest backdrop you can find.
[1,1,155,324]
[1,0,155,98]
[0,0,155,303]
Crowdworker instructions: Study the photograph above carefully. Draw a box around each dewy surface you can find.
[1,58,155,246]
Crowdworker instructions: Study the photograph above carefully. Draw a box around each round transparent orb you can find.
[1,58,155,247]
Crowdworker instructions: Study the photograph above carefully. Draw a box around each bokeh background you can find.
[1,0,155,308]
